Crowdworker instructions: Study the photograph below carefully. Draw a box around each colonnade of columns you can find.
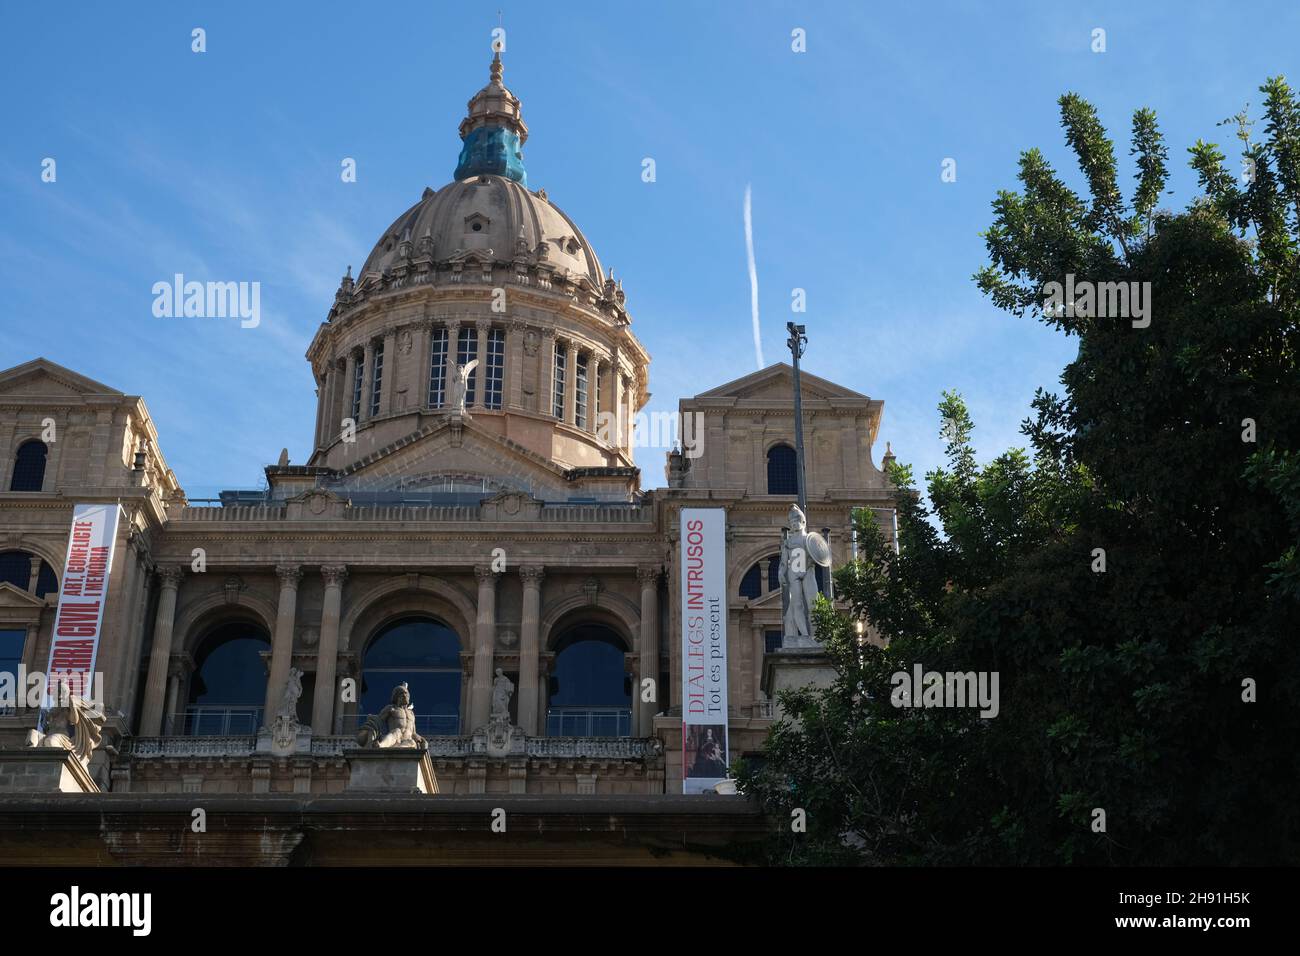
[136,564,663,740]
[315,318,639,457]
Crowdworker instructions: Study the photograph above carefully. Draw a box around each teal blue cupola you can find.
[454,50,529,186]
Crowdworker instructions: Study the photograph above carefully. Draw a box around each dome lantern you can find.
[453,50,529,185]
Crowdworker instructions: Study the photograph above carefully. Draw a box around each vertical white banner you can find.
[680,507,729,794]
[43,502,119,704]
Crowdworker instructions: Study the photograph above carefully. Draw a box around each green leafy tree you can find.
[738,77,1300,866]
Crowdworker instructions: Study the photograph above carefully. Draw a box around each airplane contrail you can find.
[744,184,764,368]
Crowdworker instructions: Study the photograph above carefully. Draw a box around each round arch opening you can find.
[546,623,631,738]
[183,620,270,735]
[359,617,463,736]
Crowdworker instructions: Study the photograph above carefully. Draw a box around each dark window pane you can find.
[457,327,478,406]
[428,328,449,407]
[766,443,798,495]
[183,622,271,736]
[739,563,762,599]
[10,440,47,492]
[547,625,630,737]
[0,551,31,590]
[188,624,270,707]
[35,561,58,598]
[485,328,505,409]
[360,618,463,735]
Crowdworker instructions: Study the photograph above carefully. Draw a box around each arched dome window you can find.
[547,624,630,737]
[360,618,463,736]
[183,622,271,735]
[767,443,798,496]
[9,440,48,492]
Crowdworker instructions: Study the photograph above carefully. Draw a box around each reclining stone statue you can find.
[355,682,427,749]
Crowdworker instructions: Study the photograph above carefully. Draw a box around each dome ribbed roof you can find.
[358,175,605,286]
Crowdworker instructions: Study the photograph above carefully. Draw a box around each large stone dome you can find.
[358,175,605,287]
[305,48,649,492]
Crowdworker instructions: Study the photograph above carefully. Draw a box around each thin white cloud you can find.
[744,184,763,368]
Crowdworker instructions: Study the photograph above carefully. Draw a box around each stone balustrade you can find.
[126,734,663,760]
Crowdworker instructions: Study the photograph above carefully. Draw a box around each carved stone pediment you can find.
[285,488,348,520]
[479,489,543,522]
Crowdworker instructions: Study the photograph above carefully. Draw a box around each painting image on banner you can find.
[680,507,728,793]
[44,502,119,704]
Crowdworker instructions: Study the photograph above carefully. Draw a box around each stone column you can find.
[103,526,140,715]
[87,408,114,485]
[612,365,625,452]
[540,329,557,417]
[20,621,39,675]
[359,341,375,421]
[117,544,154,726]
[139,566,184,736]
[414,322,432,409]
[592,357,606,436]
[564,340,579,425]
[470,566,499,731]
[312,565,348,734]
[751,620,765,712]
[342,352,358,424]
[164,654,192,733]
[0,423,15,483]
[313,373,326,449]
[445,320,462,406]
[263,564,302,726]
[637,567,660,736]
[506,319,525,409]
[379,330,397,414]
[474,319,491,410]
[327,361,342,439]
[517,565,544,735]
[537,654,552,733]
[25,554,40,592]
[623,375,636,455]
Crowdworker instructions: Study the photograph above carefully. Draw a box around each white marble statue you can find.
[491,668,514,721]
[276,667,304,720]
[779,503,832,645]
[356,683,426,749]
[26,693,105,765]
[449,358,480,415]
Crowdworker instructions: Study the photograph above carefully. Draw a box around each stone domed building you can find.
[0,52,898,863]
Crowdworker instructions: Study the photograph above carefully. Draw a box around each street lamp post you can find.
[786,321,808,514]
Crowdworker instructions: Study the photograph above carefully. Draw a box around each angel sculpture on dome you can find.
[449,358,480,416]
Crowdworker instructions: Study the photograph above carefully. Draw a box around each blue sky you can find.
[2,1,1295,499]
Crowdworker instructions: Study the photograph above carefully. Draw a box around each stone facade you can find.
[0,54,897,805]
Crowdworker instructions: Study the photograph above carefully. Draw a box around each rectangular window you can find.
[484,328,505,409]
[457,327,478,406]
[594,364,602,422]
[575,353,589,429]
[428,328,449,407]
[370,342,384,417]
[552,343,566,419]
[0,628,24,717]
[351,356,363,421]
